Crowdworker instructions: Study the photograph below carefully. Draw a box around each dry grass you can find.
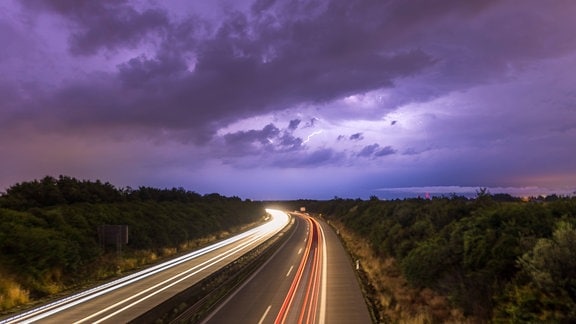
[331,221,473,324]
[0,219,266,313]
[0,274,29,311]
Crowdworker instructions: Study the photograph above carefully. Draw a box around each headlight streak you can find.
[84,233,269,324]
[199,211,297,324]
[1,209,289,324]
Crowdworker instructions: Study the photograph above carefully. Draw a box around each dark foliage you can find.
[0,176,263,300]
[300,193,576,321]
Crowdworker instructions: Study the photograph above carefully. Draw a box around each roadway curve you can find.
[202,213,371,324]
[0,210,289,324]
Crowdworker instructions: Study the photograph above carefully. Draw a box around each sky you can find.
[1,0,575,200]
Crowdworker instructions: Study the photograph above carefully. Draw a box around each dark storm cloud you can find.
[118,54,189,88]
[304,119,319,128]
[6,0,576,154]
[2,0,576,199]
[22,0,170,55]
[377,0,576,106]
[288,119,301,131]
[278,133,303,148]
[335,133,366,143]
[218,123,341,168]
[9,0,437,142]
[357,144,379,157]
[349,133,364,141]
[222,123,303,156]
[375,146,396,157]
[224,124,280,147]
[358,144,396,158]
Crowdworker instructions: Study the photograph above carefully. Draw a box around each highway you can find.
[1,210,371,323]
[0,209,289,324]
[202,213,372,324]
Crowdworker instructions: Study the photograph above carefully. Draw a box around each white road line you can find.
[298,247,303,255]
[286,265,294,277]
[78,234,264,324]
[200,217,298,324]
[4,210,290,324]
[3,226,266,324]
[258,305,272,324]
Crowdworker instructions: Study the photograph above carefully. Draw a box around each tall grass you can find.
[331,221,472,323]
[0,220,264,313]
[0,274,29,311]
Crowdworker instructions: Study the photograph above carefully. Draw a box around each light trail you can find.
[274,217,313,324]
[1,209,289,324]
[80,233,267,324]
[274,214,326,324]
[318,219,328,324]
[200,212,298,324]
[300,218,321,323]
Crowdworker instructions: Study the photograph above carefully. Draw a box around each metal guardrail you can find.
[130,216,296,324]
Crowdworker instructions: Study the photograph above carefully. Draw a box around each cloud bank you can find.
[1,0,575,198]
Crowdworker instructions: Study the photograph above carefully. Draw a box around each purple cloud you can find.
[22,0,170,55]
[358,144,396,158]
[1,0,575,199]
[288,119,301,131]
[275,148,343,168]
[220,123,304,158]
[349,133,364,141]
[224,124,280,149]
[357,144,379,157]
[375,146,396,157]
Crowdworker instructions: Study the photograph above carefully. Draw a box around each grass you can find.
[0,219,266,314]
[330,220,475,323]
[0,273,30,310]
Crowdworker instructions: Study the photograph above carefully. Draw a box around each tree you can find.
[496,221,576,321]
[519,221,576,302]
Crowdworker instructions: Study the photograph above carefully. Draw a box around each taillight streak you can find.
[274,217,314,324]
[275,215,325,324]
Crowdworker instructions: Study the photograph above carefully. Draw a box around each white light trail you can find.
[2,209,289,324]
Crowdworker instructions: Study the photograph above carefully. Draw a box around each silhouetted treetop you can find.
[0,176,219,210]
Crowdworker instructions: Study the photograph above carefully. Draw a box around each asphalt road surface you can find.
[202,213,372,324]
[1,210,371,324]
[0,210,289,324]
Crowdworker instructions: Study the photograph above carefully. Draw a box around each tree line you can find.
[0,176,264,310]
[3,176,575,321]
[298,192,576,322]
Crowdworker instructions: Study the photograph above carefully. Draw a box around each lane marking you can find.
[298,248,303,255]
[6,215,287,324]
[258,305,272,324]
[77,234,266,324]
[200,217,300,324]
[286,265,294,277]
[275,217,314,324]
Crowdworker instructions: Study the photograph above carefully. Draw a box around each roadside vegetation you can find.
[3,176,575,322]
[0,176,264,312]
[300,192,576,322]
